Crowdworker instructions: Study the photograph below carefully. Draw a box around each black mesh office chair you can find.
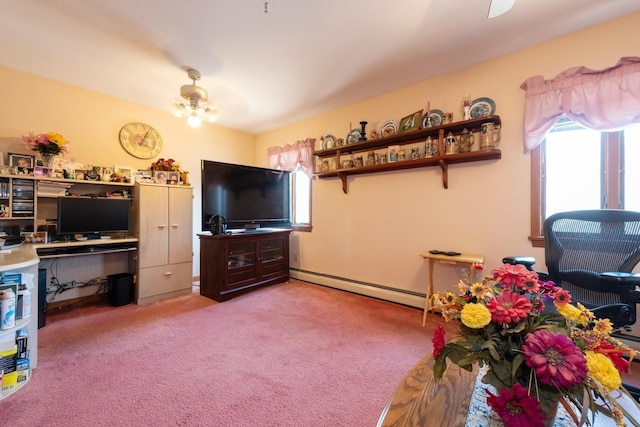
[504,210,640,331]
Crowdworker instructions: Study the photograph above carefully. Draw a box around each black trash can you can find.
[107,273,134,307]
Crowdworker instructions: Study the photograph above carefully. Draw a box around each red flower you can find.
[554,289,572,306]
[432,326,446,358]
[487,383,544,427]
[492,264,539,293]
[486,291,532,324]
[522,329,588,388]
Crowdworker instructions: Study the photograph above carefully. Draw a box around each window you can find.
[530,119,640,247]
[291,164,312,231]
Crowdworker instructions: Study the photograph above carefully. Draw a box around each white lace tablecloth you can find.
[465,368,575,427]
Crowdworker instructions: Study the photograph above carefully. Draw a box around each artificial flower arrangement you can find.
[149,158,181,171]
[20,132,70,155]
[431,263,640,427]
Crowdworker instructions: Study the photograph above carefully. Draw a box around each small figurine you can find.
[463,95,471,120]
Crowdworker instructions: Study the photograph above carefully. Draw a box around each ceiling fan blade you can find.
[488,0,516,18]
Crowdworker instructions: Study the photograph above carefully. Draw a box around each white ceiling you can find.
[1,0,639,134]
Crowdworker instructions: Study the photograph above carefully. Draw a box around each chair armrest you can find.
[599,272,640,285]
[502,256,537,270]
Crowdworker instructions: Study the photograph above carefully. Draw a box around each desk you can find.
[419,251,484,326]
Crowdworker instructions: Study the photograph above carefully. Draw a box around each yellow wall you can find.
[256,12,640,296]
[1,11,639,295]
[0,66,257,275]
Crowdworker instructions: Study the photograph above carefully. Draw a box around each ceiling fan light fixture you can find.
[171,68,218,126]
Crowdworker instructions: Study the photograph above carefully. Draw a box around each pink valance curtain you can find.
[520,56,640,153]
[267,138,315,177]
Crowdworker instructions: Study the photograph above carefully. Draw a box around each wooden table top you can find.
[377,352,477,427]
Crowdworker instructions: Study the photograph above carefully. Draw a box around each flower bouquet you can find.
[431,263,640,427]
[149,158,182,172]
[21,132,70,155]
[21,131,70,168]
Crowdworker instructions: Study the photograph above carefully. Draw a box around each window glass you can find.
[292,166,310,226]
[624,124,640,212]
[544,127,601,218]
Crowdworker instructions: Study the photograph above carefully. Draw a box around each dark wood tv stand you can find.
[198,229,291,301]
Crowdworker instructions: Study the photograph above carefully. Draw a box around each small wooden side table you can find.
[419,251,484,326]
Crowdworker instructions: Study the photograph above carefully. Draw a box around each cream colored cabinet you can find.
[134,184,193,304]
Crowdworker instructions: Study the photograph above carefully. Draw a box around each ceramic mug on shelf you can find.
[354,156,364,167]
[366,152,378,166]
[444,132,458,155]
[480,122,501,149]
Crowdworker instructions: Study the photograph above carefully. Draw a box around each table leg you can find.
[423,258,436,327]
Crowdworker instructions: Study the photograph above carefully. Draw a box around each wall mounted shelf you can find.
[313,115,502,193]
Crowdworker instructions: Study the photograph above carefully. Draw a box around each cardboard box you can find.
[0,346,17,394]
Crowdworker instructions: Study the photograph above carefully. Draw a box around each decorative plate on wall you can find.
[119,122,163,159]
[322,134,336,150]
[379,120,399,138]
[419,109,444,129]
[469,97,496,118]
[346,129,361,144]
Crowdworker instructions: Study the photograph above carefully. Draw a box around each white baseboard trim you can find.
[290,269,425,309]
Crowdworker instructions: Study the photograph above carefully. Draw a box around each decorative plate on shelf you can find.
[419,109,444,129]
[346,129,361,144]
[469,97,496,118]
[379,120,399,138]
[322,134,337,150]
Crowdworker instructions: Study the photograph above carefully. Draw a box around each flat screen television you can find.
[57,197,132,239]
[201,160,291,231]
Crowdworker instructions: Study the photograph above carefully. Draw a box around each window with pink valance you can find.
[267,138,315,176]
[520,56,640,153]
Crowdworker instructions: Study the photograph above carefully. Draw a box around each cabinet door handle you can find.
[172,224,179,228]
[165,271,172,277]
[158,224,166,229]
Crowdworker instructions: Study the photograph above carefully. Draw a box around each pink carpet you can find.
[0,280,441,426]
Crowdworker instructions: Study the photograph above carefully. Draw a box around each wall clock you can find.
[119,122,163,159]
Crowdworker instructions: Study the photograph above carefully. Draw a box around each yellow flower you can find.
[458,280,467,294]
[593,318,613,334]
[585,351,622,393]
[469,282,489,299]
[47,132,67,146]
[556,302,590,327]
[460,303,491,329]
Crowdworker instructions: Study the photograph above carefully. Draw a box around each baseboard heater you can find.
[290,268,425,309]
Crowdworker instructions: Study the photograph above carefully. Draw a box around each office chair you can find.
[504,210,640,332]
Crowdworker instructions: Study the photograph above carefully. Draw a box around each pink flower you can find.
[432,326,446,358]
[486,291,532,324]
[487,383,544,427]
[522,329,587,388]
[553,289,572,306]
[491,264,539,293]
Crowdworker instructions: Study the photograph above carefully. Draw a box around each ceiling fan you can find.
[488,0,516,18]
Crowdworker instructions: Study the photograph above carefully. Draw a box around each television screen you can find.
[57,197,131,237]
[201,160,291,230]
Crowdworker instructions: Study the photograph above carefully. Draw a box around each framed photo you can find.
[33,166,53,177]
[167,171,180,185]
[114,165,134,183]
[153,170,167,184]
[133,170,153,184]
[8,153,34,168]
[388,145,400,163]
[399,109,423,134]
[21,231,47,244]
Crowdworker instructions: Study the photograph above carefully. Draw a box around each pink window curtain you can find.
[520,56,640,153]
[267,138,315,177]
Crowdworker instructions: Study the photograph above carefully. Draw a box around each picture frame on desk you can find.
[8,153,34,168]
[21,231,47,244]
[33,166,52,177]
[113,165,134,183]
[167,171,179,185]
[153,170,167,184]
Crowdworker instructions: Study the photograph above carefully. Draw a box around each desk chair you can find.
[505,210,640,331]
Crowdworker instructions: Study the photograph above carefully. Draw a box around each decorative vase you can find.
[40,153,55,168]
[542,401,559,427]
